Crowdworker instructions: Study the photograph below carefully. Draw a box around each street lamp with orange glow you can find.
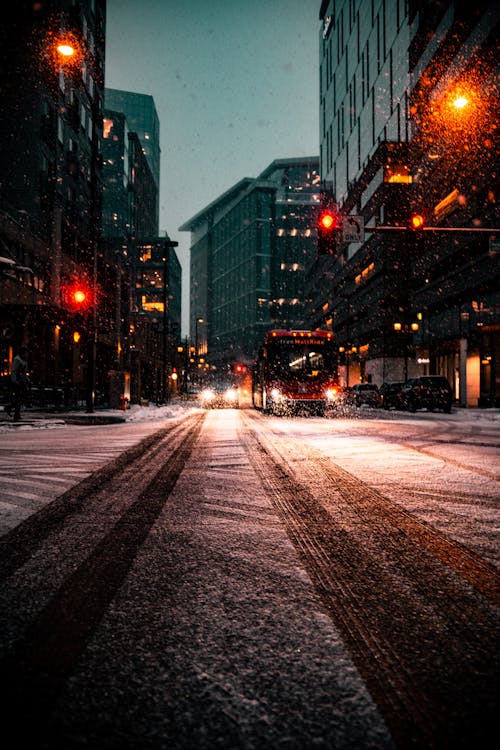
[56,43,75,58]
[47,29,83,76]
[452,96,468,109]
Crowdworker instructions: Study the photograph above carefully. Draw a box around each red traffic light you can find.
[319,210,340,230]
[73,288,87,305]
[410,213,425,230]
[63,281,92,310]
[317,209,341,255]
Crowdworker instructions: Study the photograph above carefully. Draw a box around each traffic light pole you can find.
[85,245,98,414]
[364,226,499,233]
[85,321,96,414]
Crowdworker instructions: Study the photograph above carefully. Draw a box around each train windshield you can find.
[268,343,334,379]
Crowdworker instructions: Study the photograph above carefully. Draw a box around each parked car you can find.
[379,381,405,410]
[198,379,240,408]
[399,376,453,413]
[349,383,381,408]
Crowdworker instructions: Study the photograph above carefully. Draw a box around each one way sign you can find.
[342,216,364,243]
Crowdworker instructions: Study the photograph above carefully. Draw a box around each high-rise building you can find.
[105,88,160,232]
[180,157,320,366]
[102,110,131,239]
[0,0,108,403]
[311,0,499,406]
[102,93,182,403]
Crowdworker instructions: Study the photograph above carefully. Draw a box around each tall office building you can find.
[312,0,499,405]
[105,88,160,232]
[0,0,108,399]
[102,110,131,238]
[180,157,320,366]
[102,93,182,402]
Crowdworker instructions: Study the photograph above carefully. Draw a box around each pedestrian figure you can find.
[5,346,29,421]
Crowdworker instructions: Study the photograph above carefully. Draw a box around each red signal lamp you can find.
[63,281,92,311]
[410,213,425,230]
[319,210,340,230]
[73,288,87,305]
[319,212,335,229]
[317,209,341,255]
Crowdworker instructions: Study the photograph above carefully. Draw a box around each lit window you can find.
[103,118,113,138]
[384,164,412,183]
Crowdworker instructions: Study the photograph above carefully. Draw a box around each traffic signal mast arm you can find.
[366,226,498,233]
[316,198,497,257]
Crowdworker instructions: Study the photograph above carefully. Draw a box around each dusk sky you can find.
[105,0,320,333]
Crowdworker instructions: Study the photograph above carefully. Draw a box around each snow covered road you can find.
[0,404,498,748]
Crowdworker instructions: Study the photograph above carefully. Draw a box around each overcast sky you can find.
[105,0,320,333]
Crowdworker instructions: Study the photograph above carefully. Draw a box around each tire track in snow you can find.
[241,410,500,750]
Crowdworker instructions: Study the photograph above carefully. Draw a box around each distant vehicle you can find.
[252,329,340,415]
[399,376,453,413]
[349,383,381,408]
[379,381,405,410]
[199,379,240,409]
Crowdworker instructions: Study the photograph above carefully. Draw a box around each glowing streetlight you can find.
[57,44,75,57]
[453,96,468,109]
[46,31,83,73]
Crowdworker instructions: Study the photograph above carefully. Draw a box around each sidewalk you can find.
[0,406,127,428]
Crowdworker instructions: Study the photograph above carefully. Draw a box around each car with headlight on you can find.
[199,380,240,408]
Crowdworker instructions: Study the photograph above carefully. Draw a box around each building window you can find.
[384,164,412,183]
[103,118,113,138]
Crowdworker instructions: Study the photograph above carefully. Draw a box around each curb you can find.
[63,414,126,425]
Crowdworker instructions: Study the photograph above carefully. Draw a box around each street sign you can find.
[342,216,364,243]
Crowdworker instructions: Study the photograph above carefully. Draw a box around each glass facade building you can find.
[105,88,160,231]
[180,157,320,366]
[313,1,499,405]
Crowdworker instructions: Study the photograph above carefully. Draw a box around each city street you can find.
[0,403,498,749]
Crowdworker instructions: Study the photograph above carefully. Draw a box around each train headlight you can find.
[225,388,238,401]
[200,388,215,402]
[270,388,282,399]
[325,387,339,401]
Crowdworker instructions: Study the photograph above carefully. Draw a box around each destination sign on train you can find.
[276,338,326,346]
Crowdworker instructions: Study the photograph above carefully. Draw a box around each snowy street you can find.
[0,403,498,748]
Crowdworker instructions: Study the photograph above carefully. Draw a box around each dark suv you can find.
[399,376,453,413]
[379,381,405,410]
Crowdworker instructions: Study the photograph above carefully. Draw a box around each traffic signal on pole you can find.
[72,288,87,305]
[317,208,341,255]
[63,280,92,311]
[410,212,425,231]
